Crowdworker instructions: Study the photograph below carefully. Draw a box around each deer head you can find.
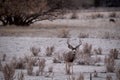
[67,38,82,52]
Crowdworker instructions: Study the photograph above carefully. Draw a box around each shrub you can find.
[83,43,92,56]
[109,12,117,18]
[46,46,55,56]
[102,32,110,39]
[77,73,84,80]
[115,65,120,80]
[0,60,2,71]
[106,75,112,80]
[105,56,115,72]
[2,54,6,61]
[38,58,46,75]
[91,13,104,19]
[53,57,61,63]
[70,12,78,19]
[27,60,33,76]
[48,66,53,73]
[15,58,26,69]
[30,47,40,56]
[94,47,102,55]
[2,63,15,80]
[17,71,24,80]
[58,29,70,38]
[109,49,119,59]
[78,33,89,38]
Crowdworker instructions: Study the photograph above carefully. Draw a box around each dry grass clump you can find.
[91,13,104,19]
[109,49,119,59]
[2,54,6,61]
[83,43,92,56]
[109,12,117,18]
[102,32,119,39]
[38,58,46,75]
[48,66,53,73]
[17,71,24,80]
[27,60,33,76]
[53,57,61,63]
[106,75,112,80]
[58,29,70,38]
[94,47,102,55]
[115,65,120,80]
[76,73,84,80]
[76,44,93,65]
[15,58,26,69]
[0,60,2,71]
[105,56,115,72]
[30,47,40,56]
[78,33,89,38]
[46,46,55,56]
[2,63,15,80]
[53,53,63,63]
[70,12,78,19]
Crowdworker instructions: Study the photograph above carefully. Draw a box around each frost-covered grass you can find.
[0,37,120,80]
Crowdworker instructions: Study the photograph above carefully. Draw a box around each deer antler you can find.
[67,38,74,50]
[74,39,82,50]
[67,38,82,51]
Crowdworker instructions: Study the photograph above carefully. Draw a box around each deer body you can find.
[64,38,82,74]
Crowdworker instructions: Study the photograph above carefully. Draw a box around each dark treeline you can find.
[0,0,120,26]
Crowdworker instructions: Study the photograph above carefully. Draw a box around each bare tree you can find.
[0,0,60,26]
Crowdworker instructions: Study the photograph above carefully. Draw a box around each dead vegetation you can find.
[78,33,89,38]
[70,12,78,19]
[38,58,46,75]
[30,47,40,56]
[115,65,120,80]
[94,47,102,55]
[0,37,120,80]
[58,29,70,38]
[106,75,112,80]
[91,13,104,19]
[2,63,15,80]
[27,60,33,76]
[17,71,24,80]
[109,49,119,59]
[105,55,115,72]
[109,12,117,18]
[46,46,55,56]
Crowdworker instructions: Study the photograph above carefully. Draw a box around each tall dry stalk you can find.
[27,60,33,76]
[115,65,120,80]
[109,49,119,59]
[0,60,2,71]
[76,73,84,80]
[17,71,24,80]
[106,75,112,80]
[38,58,46,75]
[2,63,15,80]
[94,47,102,55]
[105,56,115,72]
[46,46,55,56]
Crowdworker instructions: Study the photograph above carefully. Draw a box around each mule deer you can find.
[64,38,82,74]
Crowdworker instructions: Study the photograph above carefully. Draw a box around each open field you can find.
[0,11,120,80]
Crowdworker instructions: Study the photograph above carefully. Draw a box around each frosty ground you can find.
[0,11,120,80]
